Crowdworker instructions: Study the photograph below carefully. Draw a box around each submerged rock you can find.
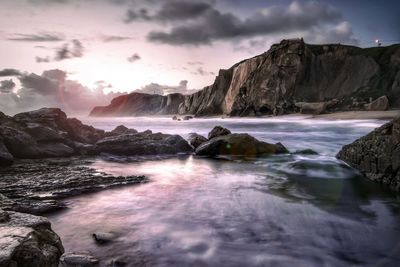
[337,117,400,191]
[188,133,208,149]
[183,115,193,121]
[294,149,319,155]
[60,251,99,267]
[0,210,64,267]
[195,133,288,157]
[92,232,117,244]
[208,126,231,139]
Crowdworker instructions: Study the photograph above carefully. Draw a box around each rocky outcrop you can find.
[94,131,192,156]
[0,108,193,163]
[337,117,400,191]
[365,95,390,111]
[60,252,99,267]
[195,133,288,157]
[90,92,185,116]
[208,126,231,139]
[188,133,208,149]
[90,40,400,117]
[0,209,64,267]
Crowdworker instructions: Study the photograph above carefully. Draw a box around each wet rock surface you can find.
[0,157,147,215]
[188,133,208,149]
[0,209,64,267]
[196,133,288,157]
[337,117,400,191]
[60,251,99,267]
[208,126,231,139]
[0,108,193,164]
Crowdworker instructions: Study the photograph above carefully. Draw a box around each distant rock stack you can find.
[337,116,400,191]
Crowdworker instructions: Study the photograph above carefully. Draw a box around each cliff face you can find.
[90,39,400,117]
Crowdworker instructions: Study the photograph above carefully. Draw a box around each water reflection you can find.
[49,155,400,267]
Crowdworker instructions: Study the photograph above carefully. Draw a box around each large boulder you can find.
[0,210,64,267]
[188,133,208,149]
[195,133,288,157]
[94,131,193,156]
[208,126,231,139]
[295,102,327,114]
[337,117,400,191]
[365,95,389,111]
[105,125,138,137]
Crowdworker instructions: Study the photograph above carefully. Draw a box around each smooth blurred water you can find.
[49,116,400,267]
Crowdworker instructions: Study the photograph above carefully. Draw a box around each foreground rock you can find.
[196,133,288,157]
[0,158,147,215]
[337,117,400,191]
[60,251,99,267]
[0,108,193,164]
[0,209,64,267]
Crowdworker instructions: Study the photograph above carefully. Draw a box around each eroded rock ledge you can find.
[337,117,400,191]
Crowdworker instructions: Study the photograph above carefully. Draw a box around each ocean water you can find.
[49,116,400,267]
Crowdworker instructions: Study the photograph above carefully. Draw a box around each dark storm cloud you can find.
[0,69,22,77]
[0,79,16,93]
[127,53,141,63]
[55,39,84,61]
[7,32,64,42]
[145,1,351,45]
[125,0,212,22]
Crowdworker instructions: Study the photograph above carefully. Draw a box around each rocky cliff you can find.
[90,39,400,117]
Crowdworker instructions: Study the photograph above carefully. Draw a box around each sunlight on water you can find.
[49,117,400,267]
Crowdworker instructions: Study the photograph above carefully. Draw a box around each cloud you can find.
[134,80,198,95]
[35,56,51,63]
[187,61,203,66]
[126,0,212,23]
[0,69,22,77]
[7,32,64,42]
[192,67,215,76]
[145,1,356,46]
[127,53,141,63]
[101,35,132,42]
[55,39,84,61]
[0,79,16,93]
[0,69,124,115]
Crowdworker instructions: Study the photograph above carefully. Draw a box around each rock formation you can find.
[0,209,64,267]
[337,117,400,191]
[90,39,400,117]
[0,108,193,165]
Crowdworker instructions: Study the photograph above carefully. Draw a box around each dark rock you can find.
[105,125,138,137]
[294,149,319,155]
[195,133,288,157]
[337,117,400,191]
[94,133,193,156]
[60,251,99,267]
[208,126,231,139]
[0,211,64,267]
[183,115,193,121]
[365,95,390,111]
[0,209,10,223]
[0,159,147,215]
[172,116,178,120]
[92,232,117,244]
[188,133,208,149]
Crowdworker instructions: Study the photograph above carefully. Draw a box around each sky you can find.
[0,0,399,115]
